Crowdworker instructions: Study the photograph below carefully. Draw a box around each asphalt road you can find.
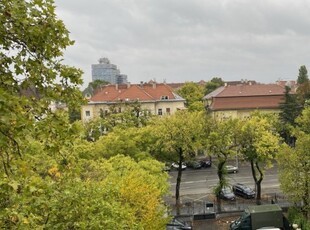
[168,160,281,196]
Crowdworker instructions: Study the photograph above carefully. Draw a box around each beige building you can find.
[203,83,290,119]
[81,82,186,122]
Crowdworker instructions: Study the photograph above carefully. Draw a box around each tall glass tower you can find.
[91,58,127,84]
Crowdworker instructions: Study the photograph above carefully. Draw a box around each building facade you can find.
[203,83,288,119]
[81,82,186,122]
[91,57,128,84]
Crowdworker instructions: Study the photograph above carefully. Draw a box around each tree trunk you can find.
[302,176,309,218]
[216,160,226,212]
[250,160,264,205]
[175,149,184,215]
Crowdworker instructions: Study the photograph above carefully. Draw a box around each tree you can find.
[239,112,280,204]
[297,65,309,84]
[279,86,300,146]
[82,79,109,96]
[204,77,224,95]
[84,101,153,142]
[296,65,310,109]
[176,82,205,111]
[277,134,310,220]
[0,0,84,168]
[92,126,156,161]
[278,106,310,219]
[206,117,239,210]
[151,111,207,214]
[0,0,171,228]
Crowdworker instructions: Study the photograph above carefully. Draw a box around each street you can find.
[169,161,281,196]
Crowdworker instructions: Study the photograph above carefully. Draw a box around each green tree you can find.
[84,101,153,142]
[296,65,310,109]
[177,82,205,111]
[206,118,239,210]
[297,65,309,84]
[204,77,224,95]
[279,86,300,146]
[277,134,310,220]
[0,0,84,168]
[239,112,280,204]
[152,111,207,214]
[82,79,109,96]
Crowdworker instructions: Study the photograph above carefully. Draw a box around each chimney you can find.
[127,82,131,88]
[140,81,143,88]
[115,84,118,90]
[152,82,156,89]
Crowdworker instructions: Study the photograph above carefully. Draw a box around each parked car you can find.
[199,158,212,168]
[232,183,255,199]
[186,161,202,169]
[225,165,238,173]
[166,218,192,230]
[219,186,236,201]
[171,162,187,170]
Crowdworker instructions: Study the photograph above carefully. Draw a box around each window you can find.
[166,108,171,114]
[85,111,90,117]
[161,95,169,100]
[158,108,163,115]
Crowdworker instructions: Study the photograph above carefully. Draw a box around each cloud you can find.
[54,0,310,88]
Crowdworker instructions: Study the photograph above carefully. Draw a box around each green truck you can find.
[230,204,291,230]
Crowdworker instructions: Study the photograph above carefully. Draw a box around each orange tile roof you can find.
[90,83,183,102]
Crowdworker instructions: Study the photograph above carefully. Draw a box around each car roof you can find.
[234,183,252,189]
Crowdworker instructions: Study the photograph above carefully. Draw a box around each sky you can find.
[54,0,310,89]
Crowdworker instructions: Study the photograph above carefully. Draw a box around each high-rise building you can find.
[91,57,128,84]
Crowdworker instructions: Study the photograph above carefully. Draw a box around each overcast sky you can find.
[54,0,310,88]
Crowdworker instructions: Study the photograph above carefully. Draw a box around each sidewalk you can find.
[165,193,291,229]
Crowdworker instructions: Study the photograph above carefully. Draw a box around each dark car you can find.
[199,158,212,168]
[232,183,255,199]
[219,186,236,201]
[186,161,202,169]
[166,218,192,230]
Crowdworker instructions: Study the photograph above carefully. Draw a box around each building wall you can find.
[81,100,185,122]
[212,108,280,120]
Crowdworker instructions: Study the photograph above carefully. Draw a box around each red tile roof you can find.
[216,84,285,97]
[211,96,284,110]
[90,83,183,102]
[207,84,286,111]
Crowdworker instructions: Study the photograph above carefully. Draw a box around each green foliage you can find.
[152,111,207,161]
[278,107,310,218]
[279,86,301,126]
[83,79,109,96]
[177,82,205,111]
[239,112,280,203]
[0,0,170,228]
[204,77,224,95]
[151,111,208,210]
[297,65,309,84]
[206,118,239,196]
[296,65,310,108]
[278,86,300,146]
[288,207,310,230]
[93,126,156,161]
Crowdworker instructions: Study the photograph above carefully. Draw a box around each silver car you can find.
[225,165,238,173]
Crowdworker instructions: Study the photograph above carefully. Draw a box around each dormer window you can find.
[161,96,169,100]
